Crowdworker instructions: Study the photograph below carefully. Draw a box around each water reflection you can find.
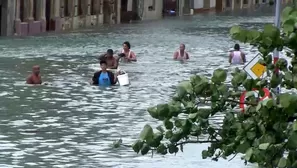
[0,9,276,167]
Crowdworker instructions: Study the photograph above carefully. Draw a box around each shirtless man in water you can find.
[98,49,124,69]
[26,65,42,84]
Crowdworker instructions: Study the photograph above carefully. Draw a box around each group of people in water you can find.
[26,42,245,87]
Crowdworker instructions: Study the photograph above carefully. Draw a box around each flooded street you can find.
[0,7,275,168]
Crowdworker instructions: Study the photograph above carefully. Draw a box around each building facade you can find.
[0,0,123,36]
[163,0,294,16]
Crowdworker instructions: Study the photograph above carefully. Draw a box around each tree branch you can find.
[228,153,237,161]
[175,140,219,146]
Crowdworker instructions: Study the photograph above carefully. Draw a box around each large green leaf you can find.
[259,143,270,150]
[287,132,297,150]
[283,19,295,34]
[139,124,154,142]
[281,6,293,22]
[278,157,287,168]
[212,68,227,84]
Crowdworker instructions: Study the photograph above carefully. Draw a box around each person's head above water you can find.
[123,41,131,51]
[106,49,113,58]
[32,65,40,75]
[100,60,107,71]
[179,43,185,51]
[234,43,240,51]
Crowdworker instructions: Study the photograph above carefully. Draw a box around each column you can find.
[231,0,235,10]
[24,0,34,21]
[98,0,104,24]
[240,0,243,8]
[36,0,46,20]
[53,0,60,17]
[87,0,91,15]
[15,0,21,21]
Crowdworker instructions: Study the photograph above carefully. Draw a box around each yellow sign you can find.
[243,53,267,79]
[250,62,266,78]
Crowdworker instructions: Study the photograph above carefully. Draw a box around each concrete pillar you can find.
[24,0,34,21]
[98,0,104,24]
[51,0,61,31]
[231,0,235,10]
[54,0,60,17]
[15,0,21,35]
[36,0,46,32]
[15,0,20,21]
[87,0,91,15]
[240,0,243,8]
[36,0,46,20]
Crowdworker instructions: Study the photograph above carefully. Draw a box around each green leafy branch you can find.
[111,6,297,168]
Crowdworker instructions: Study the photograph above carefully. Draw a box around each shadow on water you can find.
[0,6,277,168]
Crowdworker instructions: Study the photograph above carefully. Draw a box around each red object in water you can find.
[239,88,270,113]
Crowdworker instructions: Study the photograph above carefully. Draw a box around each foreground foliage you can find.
[114,6,297,168]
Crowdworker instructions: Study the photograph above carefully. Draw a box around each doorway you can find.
[216,0,223,11]
[103,0,110,24]
[46,0,51,30]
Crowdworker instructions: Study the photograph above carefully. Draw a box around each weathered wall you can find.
[210,0,216,8]
[193,0,203,9]
[141,0,163,20]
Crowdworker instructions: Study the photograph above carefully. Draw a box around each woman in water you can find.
[229,44,246,65]
[120,41,137,62]
[173,43,189,61]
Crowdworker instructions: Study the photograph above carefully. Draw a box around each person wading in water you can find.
[173,43,189,61]
[26,65,42,85]
[120,41,137,62]
[98,49,125,69]
[229,44,246,65]
[91,60,119,87]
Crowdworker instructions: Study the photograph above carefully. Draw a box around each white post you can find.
[273,0,281,95]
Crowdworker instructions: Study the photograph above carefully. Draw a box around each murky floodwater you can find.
[0,6,279,168]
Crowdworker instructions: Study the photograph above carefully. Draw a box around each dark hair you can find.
[100,60,107,65]
[107,49,113,55]
[123,41,131,49]
[234,44,240,50]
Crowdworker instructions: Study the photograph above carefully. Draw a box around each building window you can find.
[33,0,37,20]
[64,0,70,17]
[91,0,95,15]
[148,0,155,11]
[78,0,83,16]
[243,0,248,4]
[121,0,128,12]
[20,0,25,21]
